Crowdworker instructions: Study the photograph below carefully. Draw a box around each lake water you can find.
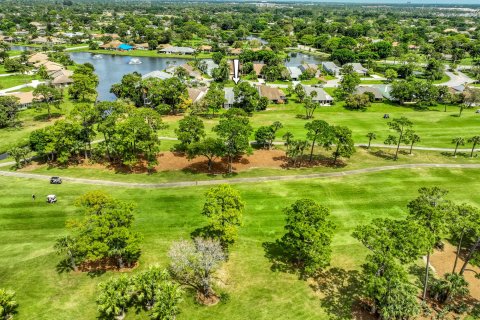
[69,52,207,101]
[67,52,323,101]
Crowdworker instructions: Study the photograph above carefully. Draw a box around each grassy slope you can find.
[0,168,479,319]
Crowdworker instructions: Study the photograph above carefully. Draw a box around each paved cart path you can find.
[0,163,479,189]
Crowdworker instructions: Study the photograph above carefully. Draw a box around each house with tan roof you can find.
[187,87,208,104]
[253,63,265,78]
[50,70,74,87]
[41,61,65,73]
[198,45,212,52]
[28,52,49,64]
[4,92,36,108]
[99,40,123,50]
[257,85,286,104]
[229,48,242,55]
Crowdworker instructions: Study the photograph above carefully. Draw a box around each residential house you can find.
[322,61,341,76]
[142,70,173,80]
[50,69,74,87]
[345,63,368,76]
[299,63,320,77]
[31,37,65,45]
[41,61,65,73]
[4,92,35,108]
[166,63,201,79]
[356,86,384,101]
[224,87,235,109]
[28,52,49,65]
[257,85,286,104]
[159,46,195,55]
[99,40,123,50]
[198,45,212,53]
[117,43,133,51]
[303,86,333,105]
[134,43,149,50]
[287,66,302,81]
[229,48,242,55]
[187,87,208,104]
[253,63,265,78]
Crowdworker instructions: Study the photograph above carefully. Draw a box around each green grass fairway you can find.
[160,101,480,149]
[0,168,479,319]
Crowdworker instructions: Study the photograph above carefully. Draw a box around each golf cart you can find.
[47,195,57,203]
[50,177,62,184]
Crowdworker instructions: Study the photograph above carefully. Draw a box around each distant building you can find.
[322,61,341,76]
[159,46,195,55]
[303,86,333,105]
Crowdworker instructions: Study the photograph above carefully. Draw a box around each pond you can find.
[68,52,209,101]
[285,52,323,66]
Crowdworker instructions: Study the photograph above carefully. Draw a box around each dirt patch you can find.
[76,258,138,273]
[159,149,287,174]
[22,150,291,174]
[430,242,480,301]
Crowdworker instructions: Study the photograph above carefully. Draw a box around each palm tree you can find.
[97,276,131,320]
[54,235,79,271]
[150,282,183,320]
[0,289,18,320]
[451,137,465,157]
[366,132,376,149]
[468,135,480,158]
[408,133,421,154]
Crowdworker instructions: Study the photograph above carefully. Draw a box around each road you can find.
[0,163,479,189]
[442,69,475,87]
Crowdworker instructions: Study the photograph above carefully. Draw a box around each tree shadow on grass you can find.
[368,149,396,160]
[55,259,74,274]
[310,268,365,320]
[33,112,62,122]
[262,241,308,279]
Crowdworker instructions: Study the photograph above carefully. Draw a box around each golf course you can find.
[0,167,479,319]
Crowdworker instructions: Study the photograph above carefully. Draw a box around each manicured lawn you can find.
[0,97,76,154]
[432,73,451,84]
[159,99,480,149]
[0,168,479,319]
[0,74,36,90]
[359,79,385,84]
